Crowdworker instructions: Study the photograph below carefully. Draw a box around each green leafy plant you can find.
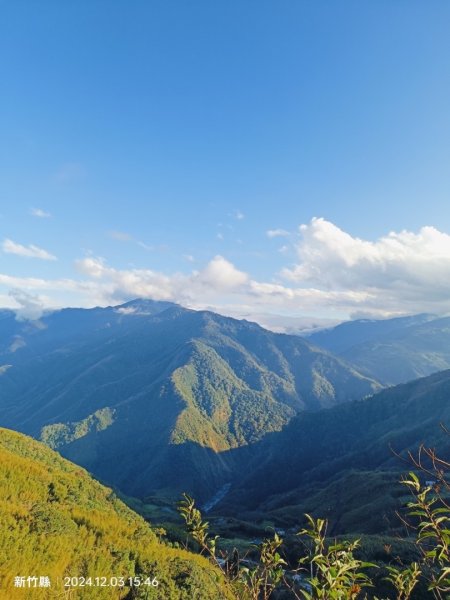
[384,562,421,600]
[296,514,375,599]
[177,493,219,563]
[400,449,450,598]
[239,532,287,600]
[178,493,289,599]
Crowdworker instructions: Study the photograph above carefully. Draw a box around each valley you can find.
[2,300,450,599]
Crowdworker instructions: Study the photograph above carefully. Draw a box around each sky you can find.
[2,1,450,327]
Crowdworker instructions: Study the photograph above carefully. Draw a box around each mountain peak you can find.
[114,298,178,315]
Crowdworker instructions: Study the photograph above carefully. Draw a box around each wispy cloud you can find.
[137,241,154,251]
[30,208,51,218]
[108,232,169,253]
[2,239,57,261]
[108,230,132,242]
[267,228,290,238]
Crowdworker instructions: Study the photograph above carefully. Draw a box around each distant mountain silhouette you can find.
[307,313,450,384]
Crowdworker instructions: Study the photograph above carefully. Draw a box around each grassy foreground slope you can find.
[0,428,235,600]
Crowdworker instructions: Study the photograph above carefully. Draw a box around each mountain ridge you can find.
[218,368,450,532]
[0,299,380,500]
[307,313,450,384]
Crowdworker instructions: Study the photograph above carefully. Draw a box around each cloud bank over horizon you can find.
[1,218,450,324]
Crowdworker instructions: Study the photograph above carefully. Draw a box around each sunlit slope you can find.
[0,428,234,600]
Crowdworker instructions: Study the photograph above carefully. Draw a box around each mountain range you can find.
[307,313,450,384]
[2,299,450,541]
[0,299,379,500]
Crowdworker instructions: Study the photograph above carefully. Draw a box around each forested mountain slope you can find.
[0,300,379,500]
[221,369,450,533]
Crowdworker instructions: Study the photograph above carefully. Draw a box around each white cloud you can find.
[67,252,367,320]
[3,218,450,323]
[280,217,450,315]
[115,306,138,315]
[75,256,107,278]
[235,210,245,220]
[215,309,341,334]
[30,208,51,218]
[2,238,57,261]
[196,255,248,291]
[8,289,46,321]
[73,254,248,303]
[267,228,290,238]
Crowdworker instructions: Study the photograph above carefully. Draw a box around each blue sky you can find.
[2,1,450,325]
